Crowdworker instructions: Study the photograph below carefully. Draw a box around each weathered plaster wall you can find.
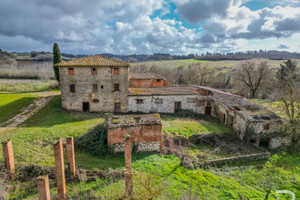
[128,95,196,113]
[59,66,129,112]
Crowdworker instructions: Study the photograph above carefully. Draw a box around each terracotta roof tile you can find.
[55,55,130,67]
[128,86,197,96]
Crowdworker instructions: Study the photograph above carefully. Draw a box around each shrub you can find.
[74,124,108,157]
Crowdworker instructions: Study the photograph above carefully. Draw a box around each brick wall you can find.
[108,124,162,152]
[129,79,168,87]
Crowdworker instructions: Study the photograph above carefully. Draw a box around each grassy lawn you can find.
[1,93,299,199]
[0,79,58,92]
[252,99,300,118]
[0,93,37,125]
[162,117,232,137]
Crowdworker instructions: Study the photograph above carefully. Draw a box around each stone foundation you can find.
[110,141,161,153]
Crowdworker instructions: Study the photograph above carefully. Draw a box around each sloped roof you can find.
[195,86,251,109]
[194,86,280,120]
[129,72,167,80]
[129,86,197,96]
[55,55,130,67]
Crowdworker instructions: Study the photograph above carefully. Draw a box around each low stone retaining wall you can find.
[202,152,270,167]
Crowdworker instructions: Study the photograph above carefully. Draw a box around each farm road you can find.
[0,91,59,127]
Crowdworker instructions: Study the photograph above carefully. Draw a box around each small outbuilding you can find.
[129,72,168,87]
[107,114,162,153]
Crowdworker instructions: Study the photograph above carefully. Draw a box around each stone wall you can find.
[59,66,129,112]
[109,141,160,153]
[233,114,247,140]
[128,95,196,113]
[269,137,282,149]
[247,120,281,138]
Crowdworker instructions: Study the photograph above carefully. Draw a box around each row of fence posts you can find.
[1,137,76,200]
[2,136,134,199]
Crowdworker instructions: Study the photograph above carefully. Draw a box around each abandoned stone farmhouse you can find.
[56,55,283,148]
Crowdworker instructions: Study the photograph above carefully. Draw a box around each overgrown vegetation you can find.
[74,124,108,157]
[1,90,300,199]
[274,60,300,152]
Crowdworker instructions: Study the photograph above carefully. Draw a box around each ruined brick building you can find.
[56,55,283,148]
[107,114,162,152]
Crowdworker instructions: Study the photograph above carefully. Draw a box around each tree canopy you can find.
[53,43,61,82]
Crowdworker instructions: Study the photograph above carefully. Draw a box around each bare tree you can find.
[274,60,300,152]
[235,61,271,98]
[183,63,214,86]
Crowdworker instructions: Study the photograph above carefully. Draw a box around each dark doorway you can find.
[174,102,182,112]
[82,102,89,112]
[260,139,270,148]
[114,102,121,113]
[205,106,211,115]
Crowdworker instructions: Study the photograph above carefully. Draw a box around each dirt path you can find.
[0,96,54,127]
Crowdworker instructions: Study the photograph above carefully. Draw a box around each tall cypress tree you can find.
[53,43,61,82]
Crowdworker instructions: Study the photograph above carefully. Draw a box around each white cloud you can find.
[0,0,300,54]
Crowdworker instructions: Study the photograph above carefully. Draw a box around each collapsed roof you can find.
[108,114,162,128]
[194,86,280,121]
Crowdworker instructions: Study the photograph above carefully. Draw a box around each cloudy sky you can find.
[0,0,300,54]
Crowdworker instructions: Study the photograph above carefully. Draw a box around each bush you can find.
[74,124,108,157]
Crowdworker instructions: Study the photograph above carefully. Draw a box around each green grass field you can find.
[131,58,299,72]
[0,93,37,125]
[0,92,299,199]
[132,59,211,68]
[252,99,300,118]
[162,117,232,137]
[0,79,58,92]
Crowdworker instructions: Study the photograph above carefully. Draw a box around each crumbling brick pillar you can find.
[54,140,66,200]
[124,134,133,199]
[37,175,51,200]
[66,137,76,177]
[2,140,15,178]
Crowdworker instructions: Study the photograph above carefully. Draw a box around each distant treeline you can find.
[100,50,300,62]
[195,50,300,61]
[2,49,300,62]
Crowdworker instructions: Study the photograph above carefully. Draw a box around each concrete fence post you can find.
[124,134,133,199]
[37,175,51,200]
[2,140,15,178]
[54,140,66,200]
[66,137,76,177]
